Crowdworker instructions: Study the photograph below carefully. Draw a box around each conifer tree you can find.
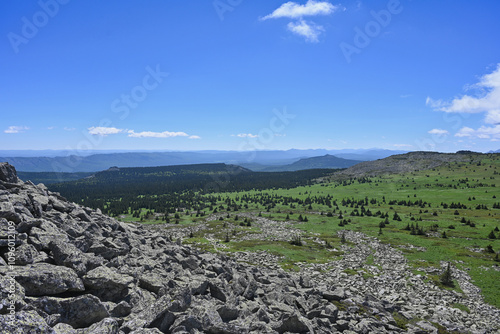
[440,262,454,287]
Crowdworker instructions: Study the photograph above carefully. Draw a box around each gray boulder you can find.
[53,323,77,334]
[0,201,21,223]
[28,294,109,328]
[121,295,177,333]
[0,263,84,296]
[0,274,26,312]
[0,163,19,183]
[83,266,134,302]
[49,240,104,276]
[0,310,53,333]
[77,317,119,334]
[29,221,70,249]
[275,313,314,334]
[14,242,39,265]
[129,329,164,334]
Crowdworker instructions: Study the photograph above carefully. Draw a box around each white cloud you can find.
[88,127,125,136]
[428,129,449,135]
[261,0,339,20]
[64,127,76,131]
[455,125,500,140]
[393,144,413,148]
[261,1,342,42]
[234,133,258,138]
[188,135,201,139]
[427,64,500,124]
[127,130,189,138]
[454,127,475,137]
[287,20,323,42]
[4,126,29,134]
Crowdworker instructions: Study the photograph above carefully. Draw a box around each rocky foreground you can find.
[0,162,499,333]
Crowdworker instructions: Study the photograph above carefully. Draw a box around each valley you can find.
[45,152,500,310]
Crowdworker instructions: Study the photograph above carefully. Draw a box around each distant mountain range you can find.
[243,154,361,171]
[0,149,407,173]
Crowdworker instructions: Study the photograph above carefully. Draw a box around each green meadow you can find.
[69,153,499,307]
[174,155,500,307]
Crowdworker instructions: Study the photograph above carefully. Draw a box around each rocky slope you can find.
[0,162,499,333]
[331,151,479,179]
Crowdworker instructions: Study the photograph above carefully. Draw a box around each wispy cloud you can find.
[427,64,500,142]
[427,63,500,124]
[261,1,343,42]
[287,20,324,42]
[393,144,413,148]
[87,126,199,139]
[428,129,449,135]
[4,126,29,134]
[261,0,338,20]
[127,130,189,138]
[233,133,259,138]
[64,127,76,131]
[88,127,125,136]
[455,125,500,140]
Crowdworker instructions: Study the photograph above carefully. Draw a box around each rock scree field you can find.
[1,151,500,333]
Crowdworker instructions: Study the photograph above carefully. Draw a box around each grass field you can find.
[118,154,500,307]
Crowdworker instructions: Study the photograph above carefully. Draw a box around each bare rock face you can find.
[27,294,109,328]
[0,162,499,333]
[0,163,18,184]
[0,263,85,296]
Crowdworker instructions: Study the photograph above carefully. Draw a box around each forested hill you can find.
[331,151,495,179]
[261,154,361,171]
[47,163,336,212]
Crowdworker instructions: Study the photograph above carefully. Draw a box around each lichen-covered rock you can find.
[28,294,109,328]
[0,310,53,334]
[76,317,118,334]
[0,163,19,183]
[0,274,26,313]
[48,240,103,276]
[82,266,133,302]
[13,242,39,265]
[0,263,84,296]
[53,322,77,334]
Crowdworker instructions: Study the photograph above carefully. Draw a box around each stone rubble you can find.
[0,162,499,333]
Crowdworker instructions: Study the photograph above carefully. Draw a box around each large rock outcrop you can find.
[0,162,499,333]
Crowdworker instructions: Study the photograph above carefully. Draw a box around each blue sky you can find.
[1,0,500,153]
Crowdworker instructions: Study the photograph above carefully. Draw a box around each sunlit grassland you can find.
[120,155,500,306]
[192,156,500,306]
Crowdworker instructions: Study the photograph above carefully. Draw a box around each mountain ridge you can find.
[0,149,407,172]
[254,154,362,172]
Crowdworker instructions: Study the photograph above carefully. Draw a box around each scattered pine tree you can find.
[440,262,454,287]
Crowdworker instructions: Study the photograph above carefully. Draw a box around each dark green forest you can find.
[48,163,337,216]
